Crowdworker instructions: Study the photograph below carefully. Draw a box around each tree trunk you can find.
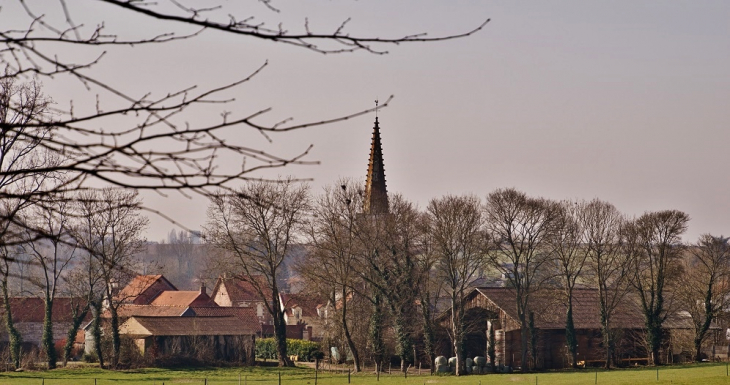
[42,295,57,369]
[272,287,293,367]
[91,303,105,368]
[340,287,361,372]
[646,316,662,365]
[421,292,436,374]
[694,288,715,362]
[519,311,528,371]
[600,309,613,369]
[529,311,538,371]
[63,303,90,366]
[392,309,412,374]
[109,304,121,368]
[2,280,22,369]
[368,294,385,372]
[451,296,465,376]
[565,303,577,369]
[487,321,496,368]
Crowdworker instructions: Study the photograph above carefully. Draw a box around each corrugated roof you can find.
[121,316,256,337]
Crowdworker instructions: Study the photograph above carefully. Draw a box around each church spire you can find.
[364,111,389,215]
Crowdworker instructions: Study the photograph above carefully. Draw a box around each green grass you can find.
[1,363,729,385]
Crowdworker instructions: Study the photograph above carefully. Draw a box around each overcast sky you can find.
[5,1,730,243]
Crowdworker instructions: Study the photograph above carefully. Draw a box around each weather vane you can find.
[375,99,379,118]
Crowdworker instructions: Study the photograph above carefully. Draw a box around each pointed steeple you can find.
[364,116,389,214]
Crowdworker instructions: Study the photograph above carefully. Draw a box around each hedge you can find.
[255,338,321,362]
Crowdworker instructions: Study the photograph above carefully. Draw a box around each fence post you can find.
[348,369,351,384]
[278,371,281,385]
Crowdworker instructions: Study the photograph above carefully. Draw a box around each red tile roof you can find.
[114,304,188,318]
[280,293,324,318]
[150,291,216,307]
[121,316,257,337]
[117,275,177,304]
[0,297,91,323]
[213,275,272,303]
[187,306,262,333]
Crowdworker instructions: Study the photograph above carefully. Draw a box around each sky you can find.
[4,1,730,243]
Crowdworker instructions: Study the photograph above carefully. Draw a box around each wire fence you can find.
[2,363,730,385]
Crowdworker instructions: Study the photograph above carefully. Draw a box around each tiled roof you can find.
[474,287,645,330]
[664,310,721,330]
[150,291,216,307]
[186,306,262,333]
[121,316,256,337]
[0,297,91,323]
[117,275,176,303]
[280,293,324,318]
[114,304,188,318]
[213,276,272,303]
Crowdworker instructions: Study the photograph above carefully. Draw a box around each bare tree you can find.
[426,194,487,376]
[677,234,730,361]
[581,199,631,368]
[74,188,149,368]
[60,257,102,366]
[206,177,310,367]
[19,197,77,369]
[627,210,689,365]
[356,194,423,374]
[0,76,56,369]
[484,188,560,371]
[303,179,365,371]
[0,242,23,368]
[1,2,488,231]
[550,200,588,368]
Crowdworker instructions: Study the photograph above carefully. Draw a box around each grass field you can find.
[1,363,729,385]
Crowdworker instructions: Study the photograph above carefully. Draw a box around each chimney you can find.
[200,282,207,296]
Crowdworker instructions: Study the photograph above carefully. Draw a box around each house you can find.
[211,275,273,324]
[457,287,647,369]
[280,293,326,340]
[117,274,177,305]
[119,316,256,363]
[84,274,266,364]
[85,276,219,354]
[454,287,723,369]
[184,306,262,335]
[0,297,91,357]
[148,284,216,307]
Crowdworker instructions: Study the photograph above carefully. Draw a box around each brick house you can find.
[211,275,274,324]
[0,297,91,357]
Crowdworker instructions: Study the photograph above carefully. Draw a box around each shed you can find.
[120,316,256,363]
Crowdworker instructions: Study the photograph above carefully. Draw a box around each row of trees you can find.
[205,177,730,375]
[0,184,148,370]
